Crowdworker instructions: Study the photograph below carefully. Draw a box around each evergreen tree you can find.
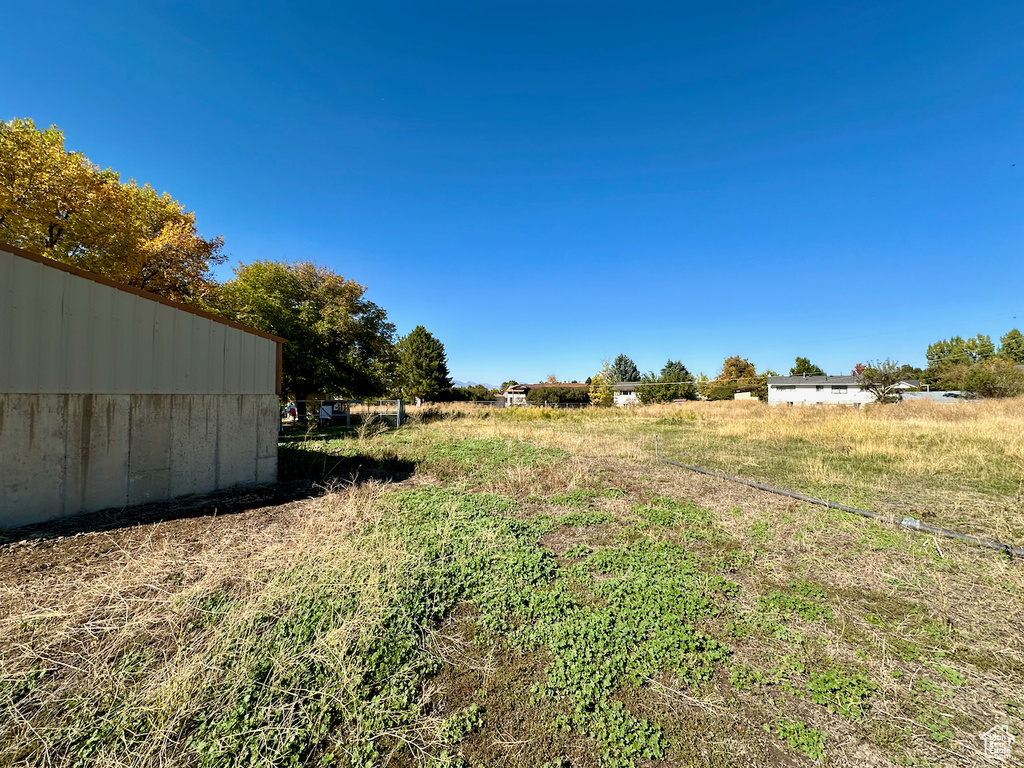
[637,359,696,403]
[789,357,825,376]
[608,354,640,383]
[394,326,453,403]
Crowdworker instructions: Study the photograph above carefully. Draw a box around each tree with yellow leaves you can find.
[588,361,615,407]
[0,118,224,305]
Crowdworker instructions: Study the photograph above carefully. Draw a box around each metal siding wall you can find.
[238,330,257,395]
[208,322,226,394]
[223,327,242,393]
[111,289,136,393]
[0,250,12,391]
[254,337,273,394]
[190,313,210,395]
[35,265,65,392]
[131,299,156,393]
[89,281,116,394]
[61,269,89,393]
[171,311,193,394]
[1,247,276,395]
[10,257,43,392]
[152,303,176,393]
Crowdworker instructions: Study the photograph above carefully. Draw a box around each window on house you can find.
[816,386,824,392]
[832,386,847,394]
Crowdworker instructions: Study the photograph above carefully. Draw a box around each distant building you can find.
[500,382,590,406]
[613,382,639,406]
[766,374,916,407]
[502,384,530,406]
[0,243,284,530]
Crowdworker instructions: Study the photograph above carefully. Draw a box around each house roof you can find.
[613,382,639,391]
[767,375,861,385]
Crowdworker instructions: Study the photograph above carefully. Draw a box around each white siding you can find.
[767,385,873,407]
[0,247,278,395]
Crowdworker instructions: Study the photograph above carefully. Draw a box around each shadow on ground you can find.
[0,446,416,545]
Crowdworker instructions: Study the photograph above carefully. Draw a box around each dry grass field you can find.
[1,398,1022,767]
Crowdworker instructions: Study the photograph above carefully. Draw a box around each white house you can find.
[613,382,639,406]
[502,384,530,406]
[766,374,916,407]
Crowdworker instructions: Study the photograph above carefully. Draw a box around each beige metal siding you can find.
[0,246,277,395]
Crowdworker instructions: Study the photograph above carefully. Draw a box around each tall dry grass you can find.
[403,397,1024,539]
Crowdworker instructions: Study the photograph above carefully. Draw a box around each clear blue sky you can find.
[5,1,1021,386]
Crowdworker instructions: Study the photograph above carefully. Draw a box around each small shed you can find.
[0,243,285,529]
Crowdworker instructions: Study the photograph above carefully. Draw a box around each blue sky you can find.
[4,1,1022,386]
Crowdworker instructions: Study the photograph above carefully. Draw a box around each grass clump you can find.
[757,580,833,623]
[773,717,827,760]
[806,667,877,720]
[436,703,483,745]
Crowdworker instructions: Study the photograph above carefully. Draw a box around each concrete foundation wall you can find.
[0,394,279,530]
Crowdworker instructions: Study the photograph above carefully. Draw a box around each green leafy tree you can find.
[859,359,906,404]
[694,373,710,399]
[500,380,519,392]
[450,384,497,401]
[962,358,1024,398]
[525,386,590,405]
[753,369,778,401]
[637,359,696,404]
[221,261,395,410]
[1,118,225,305]
[790,357,825,376]
[999,329,1024,364]
[926,334,995,383]
[394,326,453,403]
[608,354,640,383]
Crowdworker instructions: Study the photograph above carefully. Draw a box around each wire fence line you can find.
[281,399,406,427]
[650,436,1024,559]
